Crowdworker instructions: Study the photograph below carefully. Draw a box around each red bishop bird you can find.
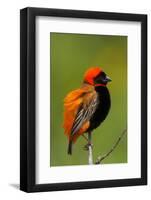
[63,67,111,155]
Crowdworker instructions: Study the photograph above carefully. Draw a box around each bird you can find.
[63,67,111,155]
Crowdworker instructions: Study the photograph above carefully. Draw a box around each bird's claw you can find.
[83,143,93,151]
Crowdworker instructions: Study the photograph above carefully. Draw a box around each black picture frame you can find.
[20,7,147,192]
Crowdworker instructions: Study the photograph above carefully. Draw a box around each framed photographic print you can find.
[20,7,147,192]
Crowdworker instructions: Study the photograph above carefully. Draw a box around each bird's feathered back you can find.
[63,84,99,142]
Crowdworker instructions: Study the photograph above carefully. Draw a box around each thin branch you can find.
[95,128,127,164]
[82,134,88,142]
[88,132,93,165]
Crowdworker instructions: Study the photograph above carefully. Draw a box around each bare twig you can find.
[82,134,88,142]
[95,128,127,164]
[88,132,93,165]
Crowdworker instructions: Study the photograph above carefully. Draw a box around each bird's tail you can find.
[67,140,72,155]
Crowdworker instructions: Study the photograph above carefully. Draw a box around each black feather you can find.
[87,86,111,131]
[68,141,72,155]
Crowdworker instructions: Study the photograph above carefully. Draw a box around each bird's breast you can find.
[88,86,111,131]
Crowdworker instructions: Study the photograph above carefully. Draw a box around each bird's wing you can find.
[70,90,99,136]
[63,84,98,137]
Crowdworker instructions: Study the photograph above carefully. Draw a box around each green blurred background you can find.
[50,33,127,166]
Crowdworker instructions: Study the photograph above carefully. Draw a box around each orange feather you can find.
[63,84,96,143]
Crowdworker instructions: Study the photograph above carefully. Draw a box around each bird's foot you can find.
[83,143,93,151]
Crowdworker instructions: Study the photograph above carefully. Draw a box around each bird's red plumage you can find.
[84,67,102,85]
[63,84,97,143]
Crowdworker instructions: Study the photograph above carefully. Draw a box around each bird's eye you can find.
[94,72,106,84]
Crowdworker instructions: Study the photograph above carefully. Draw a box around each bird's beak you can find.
[105,76,112,82]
